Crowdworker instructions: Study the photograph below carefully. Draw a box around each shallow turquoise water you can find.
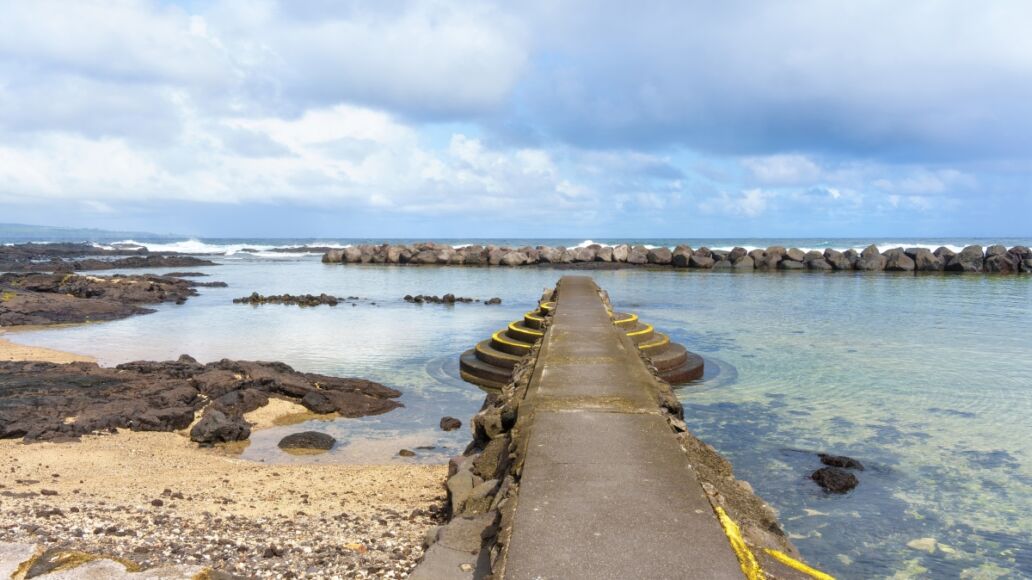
[8,257,1031,578]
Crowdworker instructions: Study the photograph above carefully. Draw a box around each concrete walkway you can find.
[503,276,742,579]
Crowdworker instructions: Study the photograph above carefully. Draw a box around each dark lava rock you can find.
[0,242,215,272]
[0,272,199,327]
[484,297,502,305]
[233,292,342,307]
[818,453,864,471]
[398,449,416,457]
[0,356,401,443]
[404,293,477,304]
[278,431,336,450]
[946,245,985,272]
[189,410,250,446]
[440,416,462,431]
[811,466,859,493]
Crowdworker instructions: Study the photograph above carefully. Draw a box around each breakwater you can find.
[323,242,1032,273]
[412,276,821,579]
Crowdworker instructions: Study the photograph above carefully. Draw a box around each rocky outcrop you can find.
[403,294,500,305]
[321,242,1030,274]
[811,467,859,493]
[0,242,215,273]
[234,292,354,307]
[0,273,202,327]
[0,356,401,443]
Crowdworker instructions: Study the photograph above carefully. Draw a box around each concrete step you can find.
[624,321,655,343]
[611,312,638,327]
[459,349,510,390]
[507,320,545,343]
[490,329,535,356]
[657,349,705,383]
[636,331,670,352]
[523,310,547,329]
[474,339,522,368]
[646,341,689,370]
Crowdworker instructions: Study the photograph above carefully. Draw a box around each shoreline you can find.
[0,333,449,577]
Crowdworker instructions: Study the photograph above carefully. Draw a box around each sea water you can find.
[6,244,1031,578]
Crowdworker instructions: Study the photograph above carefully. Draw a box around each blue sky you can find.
[0,0,1030,238]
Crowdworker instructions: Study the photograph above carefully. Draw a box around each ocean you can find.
[4,237,1031,577]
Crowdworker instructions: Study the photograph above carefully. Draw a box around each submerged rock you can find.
[811,467,859,493]
[278,431,336,450]
[818,453,864,471]
[440,416,462,431]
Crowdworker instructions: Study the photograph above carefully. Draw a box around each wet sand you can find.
[0,336,449,578]
[0,331,95,363]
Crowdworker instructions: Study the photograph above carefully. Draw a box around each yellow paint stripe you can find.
[492,330,531,349]
[714,507,763,580]
[524,311,545,322]
[509,321,544,337]
[626,323,654,337]
[476,342,520,361]
[638,334,670,350]
[613,312,638,326]
[540,301,555,311]
[764,549,836,580]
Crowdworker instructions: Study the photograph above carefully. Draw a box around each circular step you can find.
[460,349,512,389]
[523,310,547,330]
[491,329,534,356]
[658,351,705,383]
[507,320,545,343]
[636,331,670,351]
[474,339,522,368]
[624,322,654,343]
[612,312,638,327]
[645,342,689,371]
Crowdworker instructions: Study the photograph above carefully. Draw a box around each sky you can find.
[0,0,1030,238]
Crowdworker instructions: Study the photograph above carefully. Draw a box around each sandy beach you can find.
[0,337,449,578]
[0,331,95,363]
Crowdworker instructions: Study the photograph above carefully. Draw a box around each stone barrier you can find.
[323,242,1032,273]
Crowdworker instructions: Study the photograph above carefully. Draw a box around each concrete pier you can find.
[500,276,741,578]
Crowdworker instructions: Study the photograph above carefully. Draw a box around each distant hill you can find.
[0,223,179,243]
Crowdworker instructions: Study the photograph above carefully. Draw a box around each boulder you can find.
[823,249,851,270]
[843,249,860,268]
[778,259,805,270]
[884,249,916,271]
[322,249,343,263]
[536,246,559,263]
[500,252,528,266]
[803,250,824,262]
[671,245,693,267]
[596,246,614,262]
[784,248,806,262]
[440,416,462,431]
[410,250,438,265]
[945,245,984,272]
[574,247,596,262]
[911,248,944,271]
[647,247,672,265]
[856,244,886,271]
[807,258,832,270]
[695,247,713,258]
[612,244,630,262]
[211,388,269,415]
[731,255,754,270]
[712,260,733,269]
[627,246,649,265]
[189,410,250,446]
[755,251,780,271]
[748,249,767,263]
[811,466,859,493]
[985,244,1008,257]
[689,254,714,269]
[985,252,1019,273]
[342,246,363,263]
[278,431,336,450]
[933,246,956,262]
[729,247,749,262]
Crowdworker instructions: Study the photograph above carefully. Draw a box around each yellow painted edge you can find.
[524,311,545,322]
[638,334,670,350]
[476,341,520,361]
[764,549,836,580]
[613,312,638,325]
[626,323,654,337]
[509,321,544,337]
[714,507,764,580]
[492,330,531,349]
[540,301,555,311]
